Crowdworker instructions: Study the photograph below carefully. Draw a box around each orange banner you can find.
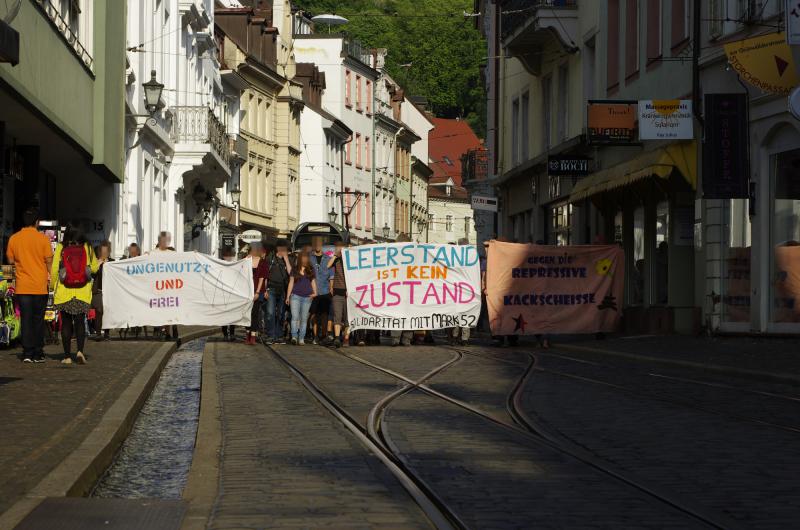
[774,245,800,319]
[486,242,625,335]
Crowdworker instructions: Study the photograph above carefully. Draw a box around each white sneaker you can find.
[76,352,87,364]
[61,357,72,365]
[298,340,305,345]
[22,357,33,363]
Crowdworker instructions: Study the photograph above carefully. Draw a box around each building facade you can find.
[120,0,233,256]
[427,117,479,245]
[698,1,800,334]
[1,0,125,258]
[294,35,379,242]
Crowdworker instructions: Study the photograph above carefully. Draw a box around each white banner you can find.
[343,243,481,331]
[103,252,254,328]
[471,195,498,212]
[638,99,693,140]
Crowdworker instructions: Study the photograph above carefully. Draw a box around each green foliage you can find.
[294,0,486,137]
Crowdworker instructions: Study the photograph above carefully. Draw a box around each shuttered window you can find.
[607,0,620,93]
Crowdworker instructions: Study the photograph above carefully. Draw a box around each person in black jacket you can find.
[91,240,114,341]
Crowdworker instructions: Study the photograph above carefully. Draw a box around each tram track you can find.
[265,343,466,530]
[328,345,734,529]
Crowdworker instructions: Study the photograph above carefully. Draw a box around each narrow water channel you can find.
[91,338,206,499]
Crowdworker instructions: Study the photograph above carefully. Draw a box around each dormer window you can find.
[446,185,451,197]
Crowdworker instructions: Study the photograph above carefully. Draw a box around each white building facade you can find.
[119,0,233,256]
[294,36,379,242]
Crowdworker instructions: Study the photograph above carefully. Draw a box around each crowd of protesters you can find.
[5,209,532,364]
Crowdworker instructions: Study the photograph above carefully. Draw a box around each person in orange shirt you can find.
[6,209,54,363]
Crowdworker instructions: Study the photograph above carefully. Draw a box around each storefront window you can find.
[655,201,669,305]
[549,203,572,246]
[770,148,800,323]
[614,210,623,244]
[632,206,645,305]
[722,199,751,323]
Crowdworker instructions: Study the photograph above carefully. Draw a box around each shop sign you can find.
[587,101,637,145]
[221,233,236,248]
[638,100,693,140]
[471,195,498,212]
[787,1,800,45]
[724,32,799,95]
[703,94,749,199]
[547,156,590,177]
[240,229,262,243]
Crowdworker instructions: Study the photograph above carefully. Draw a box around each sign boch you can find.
[547,156,590,177]
[471,195,498,212]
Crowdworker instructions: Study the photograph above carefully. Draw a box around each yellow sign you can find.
[724,32,799,95]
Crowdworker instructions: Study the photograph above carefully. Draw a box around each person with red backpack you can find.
[50,226,99,365]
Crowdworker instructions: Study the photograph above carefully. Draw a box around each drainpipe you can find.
[371,76,378,239]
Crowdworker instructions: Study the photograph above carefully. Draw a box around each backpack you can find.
[59,245,91,288]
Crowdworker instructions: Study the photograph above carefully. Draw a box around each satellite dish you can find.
[311,14,350,26]
[789,86,800,121]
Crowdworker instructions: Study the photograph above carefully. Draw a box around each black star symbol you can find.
[512,314,527,333]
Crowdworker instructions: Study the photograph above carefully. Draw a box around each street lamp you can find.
[229,185,241,228]
[328,207,338,224]
[142,70,164,115]
[382,223,390,239]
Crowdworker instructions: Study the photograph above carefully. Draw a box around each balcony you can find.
[172,106,232,188]
[173,106,231,165]
[34,0,93,71]
[501,0,578,75]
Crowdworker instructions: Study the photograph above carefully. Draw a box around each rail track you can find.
[268,341,743,528]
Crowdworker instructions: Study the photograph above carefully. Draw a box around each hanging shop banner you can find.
[547,156,591,177]
[103,252,254,328]
[343,243,481,331]
[703,93,749,199]
[724,32,799,95]
[486,241,625,335]
[638,100,693,140]
[587,101,637,145]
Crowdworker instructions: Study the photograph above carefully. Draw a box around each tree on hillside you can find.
[293,0,486,137]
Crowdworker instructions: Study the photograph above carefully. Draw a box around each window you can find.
[366,80,372,114]
[446,185,452,197]
[583,37,596,101]
[655,200,669,305]
[542,76,552,150]
[708,0,723,38]
[548,204,572,246]
[365,194,372,231]
[345,139,352,165]
[365,137,371,170]
[607,0,620,93]
[647,0,662,63]
[355,134,362,168]
[632,206,646,305]
[511,97,520,164]
[556,66,568,141]
[356,75,362,111]
[521,91,530,160]
[446,215,453,232]
[345,70,352,107]
[671,0,689,51]
[625,0,639,79]
[770,148,800,323]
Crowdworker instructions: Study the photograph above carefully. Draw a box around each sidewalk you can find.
[0,327,210,523]
[551,334,800,385]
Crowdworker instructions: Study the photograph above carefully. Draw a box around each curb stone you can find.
[0,328,219,530]
[180,340,222,530]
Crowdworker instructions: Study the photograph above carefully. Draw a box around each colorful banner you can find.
[724,32,799,95]
[638,100,693,140]
[486,242,625,335]
[103,252,254,328]
[343,243,481,331]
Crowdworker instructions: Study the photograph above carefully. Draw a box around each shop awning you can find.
[569,142,696,202]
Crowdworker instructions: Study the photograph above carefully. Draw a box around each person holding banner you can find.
[151,232,178,341]
[309,236,334,345]
[51,226,99,365]
[264,240,292,344]
[245,243,269,345]
[327,240,350,348]
[286,252,316,345]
